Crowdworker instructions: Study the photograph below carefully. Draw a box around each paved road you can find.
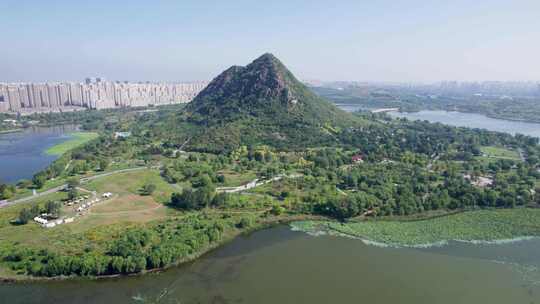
[216,173,302,193]
[0,166,152,209]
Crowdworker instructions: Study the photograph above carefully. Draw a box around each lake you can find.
[0,125,79,184]
[338,104,540,138]
[388,110,540,138]
[1,225,538,304]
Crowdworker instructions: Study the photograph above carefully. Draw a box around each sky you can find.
[1,0,539,83]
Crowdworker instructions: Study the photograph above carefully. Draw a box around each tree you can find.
[0,183,15,200]
[191,174,213,188]
[141,183,156,196]
[45,201,61,216]
[67,178,80,190]
[68,187,79,200]
[32,173,47,189]
[171,186,215,210]
[270,204,285,216]
[236,217,254,228]
[17,179,33,189]
[18,208,32,224]
[98,158,109,171]
[211,192,230,207]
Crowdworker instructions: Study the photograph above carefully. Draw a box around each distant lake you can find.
[0,125,79,184]
[338,105,540,138]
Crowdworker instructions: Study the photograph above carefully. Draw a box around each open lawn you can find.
[45,132,99,155]
[0,169,182,253]
[480,146,521,160]
[0,191,70,248]
[92,195,159,213]
[218,170,258,187]
[84,168,177,204]
[0,191,68,228]
[69,205,172,234]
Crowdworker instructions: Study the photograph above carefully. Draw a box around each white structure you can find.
[102,192,113,198]
[114,132,132,139]
[33,216,48,225]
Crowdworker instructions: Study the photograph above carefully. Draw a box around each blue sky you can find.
[1,0,539,82]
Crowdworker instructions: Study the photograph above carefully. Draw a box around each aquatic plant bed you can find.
[291,209,540,247]
[45,132,99,155]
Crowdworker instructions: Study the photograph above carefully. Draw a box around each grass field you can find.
[84,168,177,204]
[480,146,521,160]
[45,132,99,155]
[292,209,540,247]
[218,170,258,187]
[0,169,181,252]
[0,191,70,249]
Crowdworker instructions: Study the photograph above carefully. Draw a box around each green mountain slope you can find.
[182,53,361,151]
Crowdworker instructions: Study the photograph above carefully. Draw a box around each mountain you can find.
[182,53,360,152]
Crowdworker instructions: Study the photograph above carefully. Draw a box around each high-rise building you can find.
[0,80,209,113]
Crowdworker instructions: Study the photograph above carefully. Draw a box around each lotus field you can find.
[292,209,540,247]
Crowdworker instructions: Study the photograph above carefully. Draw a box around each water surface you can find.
[0,125,78,184]
[1,226,538,304]
[389,110,540,138]
[338,105,540,138]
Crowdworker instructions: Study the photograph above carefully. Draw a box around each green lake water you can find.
[2,226,539,304]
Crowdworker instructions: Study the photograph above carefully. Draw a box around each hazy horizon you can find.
[1,0,539,83]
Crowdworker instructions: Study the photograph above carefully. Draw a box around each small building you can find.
[114,131,132,139]
[44,222,56,228]
[352,155,364,163]
[33,216,48,225]
[464,174,493,188]
[3,119,17,125]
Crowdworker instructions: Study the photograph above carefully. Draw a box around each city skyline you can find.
[1,1,540,83]
[0,78,208,113]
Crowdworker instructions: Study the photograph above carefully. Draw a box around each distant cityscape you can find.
[2,78,539,115]
[0,78,209,114]
[306,80,540,97]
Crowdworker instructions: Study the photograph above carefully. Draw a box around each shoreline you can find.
[0,214,323,283]
[0,129,23,134]
[394,108,540,125]
[2,208,539,282]
[336,103,540,125]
